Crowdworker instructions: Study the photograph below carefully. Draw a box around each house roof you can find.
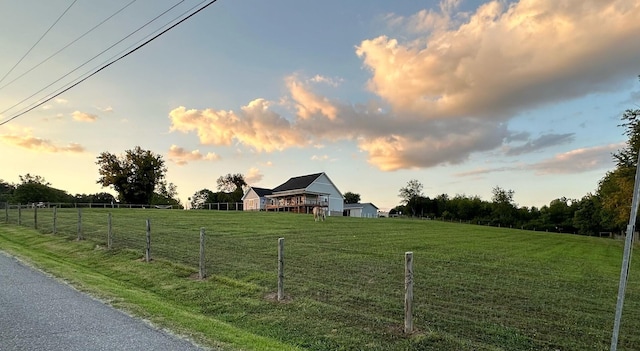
[272,173,323,193]
[251,187,273,197]
[344,202,379,210]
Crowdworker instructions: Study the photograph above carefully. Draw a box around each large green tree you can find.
[399,179,424,216]
[343,192,361,204]
[96,146,167,205]
[216,173,247,203]
[13,174,72,204]
[0,179,15,203]
[596,106,640,232]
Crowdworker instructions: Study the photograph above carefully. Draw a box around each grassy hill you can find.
[1,208,639,350]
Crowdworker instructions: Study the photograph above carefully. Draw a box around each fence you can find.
[2,204,639,349]
[2,205,416,332]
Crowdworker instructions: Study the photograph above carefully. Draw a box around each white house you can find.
[343,203,379,218]
[245,172,343,215]
[241,187,273,211]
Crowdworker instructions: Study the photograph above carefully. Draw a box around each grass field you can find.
[1,207,640,350]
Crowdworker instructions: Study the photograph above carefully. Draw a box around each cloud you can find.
[456,143,621,177]
[169,0,640,171]
[0,128,85,153]
[505,133,575,156]
[99,106,113,113]
[286,75,338,120]
[528,143,621,175]
[356,1,640,120]
[245,167,264,184]
[311,154,329,161]
[309,74,343,87]
[55,98,68,104]
[167,145,220,165]
[169,98,309,152]
[72,111,98,122]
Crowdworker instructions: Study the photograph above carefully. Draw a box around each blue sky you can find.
[1,0,639,210]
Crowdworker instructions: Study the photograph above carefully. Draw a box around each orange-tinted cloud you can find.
[167,145,220,165]
[169,98,308,152]
[0,128,85,153]
[169,0,640,172]
[72,111,97,122]
[358,0,640,119]
[245,167,264,184]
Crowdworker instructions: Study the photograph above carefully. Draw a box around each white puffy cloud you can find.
[167,145,220,165]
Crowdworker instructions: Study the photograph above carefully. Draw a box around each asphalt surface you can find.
[0,251,205,351]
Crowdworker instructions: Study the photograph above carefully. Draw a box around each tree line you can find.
[394,104,640,236]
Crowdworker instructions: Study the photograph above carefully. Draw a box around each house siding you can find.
[243,188,268,211]
[306,173,343,215]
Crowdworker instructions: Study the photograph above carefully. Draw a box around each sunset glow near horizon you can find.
[1,0,639,211]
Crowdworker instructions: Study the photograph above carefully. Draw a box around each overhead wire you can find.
[0,0,139,92]
[0,0,188,117]
[0,0,78,86]
[0,0,219,127]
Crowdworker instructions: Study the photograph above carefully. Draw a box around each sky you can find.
[1,0,639,211]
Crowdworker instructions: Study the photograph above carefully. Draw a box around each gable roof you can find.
[251,187,273,197]
[272,173,323,193]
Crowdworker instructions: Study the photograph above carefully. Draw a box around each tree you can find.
[19,173,50,186]
[216,173,247,203]
[491,186,517,226]
[573,194,602,236]
[0,180,15,203]
[399,179,424,216]
[96,146,167,204]
[216,173,247,192]
[190,189,215,209]
[343,192,361,204]
[151,182,182,208]
[13,182,72,204]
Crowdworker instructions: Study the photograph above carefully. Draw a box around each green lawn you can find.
[1,208,639,350]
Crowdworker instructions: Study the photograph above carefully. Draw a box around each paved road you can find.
[0,251,205,351]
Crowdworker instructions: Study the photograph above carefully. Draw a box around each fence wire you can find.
[3,206,640,350]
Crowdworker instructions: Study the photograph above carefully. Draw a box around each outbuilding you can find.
[343,202,379,218]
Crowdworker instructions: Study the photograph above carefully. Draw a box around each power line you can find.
[0,0,139,92]
[0,0,220,127]
[0,0,188,117]
[0,0,78,86]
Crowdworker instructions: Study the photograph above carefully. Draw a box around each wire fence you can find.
[2,203,640,350]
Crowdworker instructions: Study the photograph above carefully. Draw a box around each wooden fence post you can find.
[199,227,206,279]
[4,202,8,223]
[77,208,83,240]
[404,251,414,334]
[18,205,21,225]
[107,213,113,249]
[34,206,38,230]
[278,237,285,301]
[145,219,151,262]
[53,207,57,235]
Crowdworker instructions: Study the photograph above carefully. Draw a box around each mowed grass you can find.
[2,208,640,350]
